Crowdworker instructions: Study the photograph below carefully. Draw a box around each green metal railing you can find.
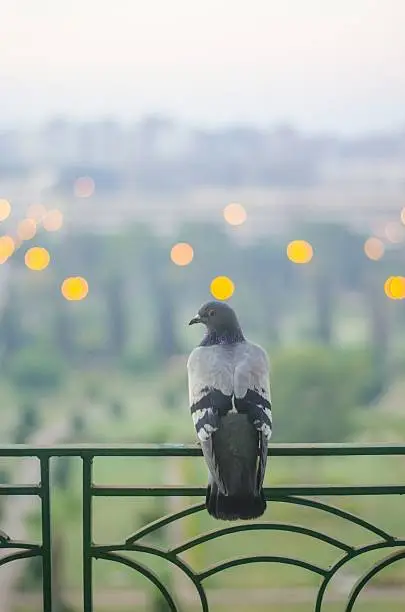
[1,443,405,611]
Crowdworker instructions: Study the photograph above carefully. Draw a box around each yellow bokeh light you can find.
[0,199,11,222]
[24,247,50,271]
[17,218,37,241]
[401,208,405,225]
[223,203,247,226]
[27,204,47,221]
[170,242,194,266]
[287,240,314,264]
[61,276,89,301]
[0,235,15,263]
[43,209,63,232]
[364,237,384,261]
[74,177,95,198]
[210,276,235,301]
[384,276,405,300]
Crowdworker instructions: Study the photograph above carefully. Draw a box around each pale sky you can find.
[2,0,405,133]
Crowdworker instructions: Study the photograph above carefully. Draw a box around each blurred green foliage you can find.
[271,346,378,442]
[7,346,65,393]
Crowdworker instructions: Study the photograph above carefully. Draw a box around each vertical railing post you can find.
[83,455,93,612]
[40,455,52,612]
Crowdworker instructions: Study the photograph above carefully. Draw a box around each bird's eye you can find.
[208,309,215,317]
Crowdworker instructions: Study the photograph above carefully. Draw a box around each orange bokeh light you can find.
[384,222,404,243]
[43,209,63,232]
[223,203,247,226]
[27,204,47,221]
[74,177,95,198]
[364,237,384,261]
[17,218,37,241]
[0,199,11,222]
[0,235,15,263]
[170,242,194,266]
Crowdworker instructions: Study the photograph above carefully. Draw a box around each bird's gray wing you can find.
[234,342,273,440]
[200,438,228,494]
[187,346,234,494]
[187,346,233,442]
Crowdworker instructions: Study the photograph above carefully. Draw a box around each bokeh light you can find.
[27,204,47,221]
[384,276,405,300]
[384,221,404,243]
[170,242,194,266]
[401,208,405,225]
[74,177,95,198]
[0,236,15,263]
[61,276,89,301]
[210,276,235,300]
[0,199,11,222]
[25,247,50,271]
[43,209,63,232]
[17,218,37,241]
[364,237,384,261]
[287,240,314,264]
[223,203,247,226]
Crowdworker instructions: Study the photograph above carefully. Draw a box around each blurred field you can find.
[0,207,404,609]
[0,364,401,611]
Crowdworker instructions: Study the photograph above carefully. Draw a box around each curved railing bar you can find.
[96,552,178,611]
[0,541,41,551]
[276,495,393,541]
[345,548,405,612]
[127,493,392,548]
[94,543,209,612]
[315,539,405,611]
[171,522,352,555]
[198,555,327,581]
[126,503,205,544]
[0,548,40,568]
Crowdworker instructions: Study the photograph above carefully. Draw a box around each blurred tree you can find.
[271,346,369,442]
[7,346,65,393]
[299,222,365,345]
[242,240,290,345]
[142,244,180,361]
[71,413,86,437]
[53,458,72,490]
[311,265,334,345]
[53,300,75,361]
[110,399,125,420]
[13,402,39,444]
[0,280,23,358]
[51,532,75,612]
[104,274,127,358]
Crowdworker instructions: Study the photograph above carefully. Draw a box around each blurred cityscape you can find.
[2,118,405,235]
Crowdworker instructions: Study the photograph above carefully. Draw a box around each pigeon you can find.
[187,300,272,521]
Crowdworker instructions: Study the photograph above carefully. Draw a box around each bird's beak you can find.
[189,315,202,326]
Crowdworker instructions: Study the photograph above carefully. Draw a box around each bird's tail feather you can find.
[206,483,266,521]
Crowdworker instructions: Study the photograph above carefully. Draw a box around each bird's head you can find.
[189,300,239,332]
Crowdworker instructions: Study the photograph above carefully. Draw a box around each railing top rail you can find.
[0,442,404,457]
